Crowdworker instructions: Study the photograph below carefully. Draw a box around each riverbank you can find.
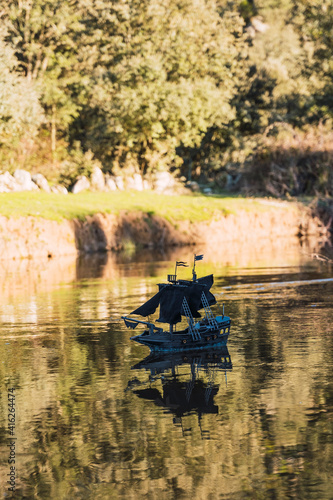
[0,192,328,260]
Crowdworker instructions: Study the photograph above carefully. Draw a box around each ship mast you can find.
[169,260,188,282]
[192,253,203,281]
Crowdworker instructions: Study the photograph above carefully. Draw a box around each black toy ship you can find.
[122,255,231,351]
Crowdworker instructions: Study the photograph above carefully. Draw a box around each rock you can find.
[0,172,20,192]
[185,181,200,192]
[13,169,38,191]
[114,176,124,190]
[246,25,256,38]
[153,171,176,193]
[32,173,51,193]
[91,166,105,191]
[251,17,269,33]
[127,173,144,191]
[246,17,269,38]
[105,175,117,191]
[51,185,68,194]
[133,173,144,190]
[57,185,68,194]
[143,179,150,190]
[71,176,90,194]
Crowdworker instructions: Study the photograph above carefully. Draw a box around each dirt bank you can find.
[0,200,328,260]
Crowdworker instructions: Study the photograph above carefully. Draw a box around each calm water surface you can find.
[0,243,332,499]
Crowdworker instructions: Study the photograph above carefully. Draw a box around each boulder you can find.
[185,181,200,192]
[247,17,269,38]
[114,176,124,190]
[0,172,20,192]
[251,17,269,33]
[51,185,68,194]
[127,173,144,191]
[32,173,51,193]
[154,171,176,193]
[91,166,105,191]
[105,175,117,191]
[13,169,38,191]
[143,179,151,190]
[71,176,91,194]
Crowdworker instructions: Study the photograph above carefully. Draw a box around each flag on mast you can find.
[174,260,188,278]
[124,318,139,329]
[192,254,203,280]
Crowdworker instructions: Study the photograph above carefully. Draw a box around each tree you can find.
[1,0,84,153]
[290,0,333,120]
[0,28,43,147]
[73,0,244,173]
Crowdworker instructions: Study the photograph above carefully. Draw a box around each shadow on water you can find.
[127,347,232,438]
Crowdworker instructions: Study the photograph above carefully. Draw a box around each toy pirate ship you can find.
[122,254,231,351]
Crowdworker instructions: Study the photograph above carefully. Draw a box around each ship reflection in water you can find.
[127,347,232,436]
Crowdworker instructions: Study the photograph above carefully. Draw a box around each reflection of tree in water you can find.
[127,348,232,437]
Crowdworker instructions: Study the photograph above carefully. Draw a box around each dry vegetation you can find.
[242,123,333,198]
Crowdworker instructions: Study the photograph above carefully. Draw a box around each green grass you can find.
[0,191,296,222]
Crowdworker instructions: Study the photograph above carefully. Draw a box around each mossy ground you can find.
[0,191,291,222]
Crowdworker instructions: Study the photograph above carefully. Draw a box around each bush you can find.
[242,122,333,197]
[58,146,103,189]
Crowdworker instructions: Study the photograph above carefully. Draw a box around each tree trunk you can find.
[51,104,56,159]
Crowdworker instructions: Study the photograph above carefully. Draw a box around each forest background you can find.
[1,0,333,201]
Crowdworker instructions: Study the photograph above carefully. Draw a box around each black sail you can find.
[158,282,211,324]
[157,286,185,324]
[198,274,216,307]
[131,275,216,324]
[131,290,163,317]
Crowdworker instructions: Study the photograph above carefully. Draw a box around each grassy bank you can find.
[0,191,295,222]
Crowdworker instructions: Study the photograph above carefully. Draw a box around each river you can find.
[0,238,332,499]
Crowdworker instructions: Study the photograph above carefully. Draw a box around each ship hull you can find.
[131,317,231,352]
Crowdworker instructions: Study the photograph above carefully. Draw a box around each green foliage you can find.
[238,0,257,22]
[0,28,43,146]
[0,0,333,196]
[0,0,245,175]
[2,0,85,141]
[289,0,333,119]
[58,145,102,189]
[75,0,243,173]
[178,0,333,194]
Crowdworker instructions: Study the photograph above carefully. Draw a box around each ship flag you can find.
[194,254,204,261]
[176,261,188,267]
[192,254,204,280]
[124,318,139,329]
